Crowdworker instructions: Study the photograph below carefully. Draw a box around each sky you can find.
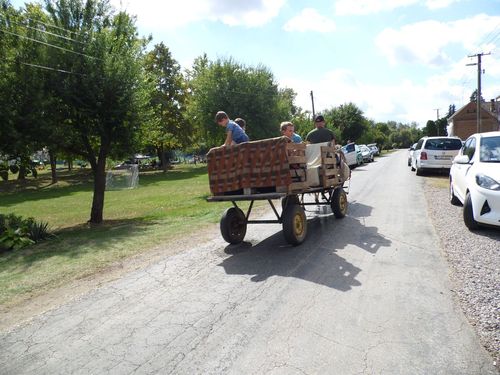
[11,0,500,126]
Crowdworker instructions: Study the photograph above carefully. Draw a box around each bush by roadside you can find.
[0,213,52,251]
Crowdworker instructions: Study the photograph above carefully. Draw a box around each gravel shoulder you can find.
[423,176,499,370]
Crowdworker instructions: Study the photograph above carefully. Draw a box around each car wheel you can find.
[407,158,411,167]
[416,167,424,176]
[449,178,460,206]
[463,192,479,230]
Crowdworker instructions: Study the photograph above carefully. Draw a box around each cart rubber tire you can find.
[463,192,479,230]
[331,188,348,218]
[449,178,460,206]
[220,207,247,244]
[281,195,300,211]
[282,204,307,246]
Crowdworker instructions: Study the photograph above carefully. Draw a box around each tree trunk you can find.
[67,158,73,171]
[17,165,26,180]
[158,145,168,173]
[160,145,168,173]
[49,151,57,184]
[89,148,108,224]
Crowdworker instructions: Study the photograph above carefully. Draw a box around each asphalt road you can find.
[1,150,497,375]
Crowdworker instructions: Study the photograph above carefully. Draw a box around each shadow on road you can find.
[219,202,391,292]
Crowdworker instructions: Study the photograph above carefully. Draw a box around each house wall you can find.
[448,102,500,140]
[450,119,499,140]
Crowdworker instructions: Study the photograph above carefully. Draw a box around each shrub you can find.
[26,219,51,241]
[0,214,52,251]
[0,228,35,250]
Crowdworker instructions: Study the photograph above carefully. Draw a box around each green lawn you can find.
[0,165,249,307]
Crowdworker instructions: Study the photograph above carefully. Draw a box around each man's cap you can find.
[314,115,325,122]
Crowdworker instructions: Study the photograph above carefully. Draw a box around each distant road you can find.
[0,150,496,375]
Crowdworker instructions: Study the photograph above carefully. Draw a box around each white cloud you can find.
[375,14,500,67]
[109,0,286,29]
[335,0,461,15]
[425,0,460,10]
[335,0,415,16]
[279,62,499,126]
[283,8,336,33]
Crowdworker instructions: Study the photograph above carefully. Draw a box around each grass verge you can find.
[0,165,256,307]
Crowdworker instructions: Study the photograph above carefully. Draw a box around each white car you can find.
[367,143,379,156]
[449,131,500,229]
[359,145,374,162]
[407,143,417,166]
[411,136,463,175]
[341,143,363,168]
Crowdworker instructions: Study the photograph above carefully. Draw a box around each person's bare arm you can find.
[223,131,233,146]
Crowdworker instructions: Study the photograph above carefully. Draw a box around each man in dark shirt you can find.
[305,115,335,144]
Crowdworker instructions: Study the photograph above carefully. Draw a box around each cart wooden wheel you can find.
[282,204,307,245]
[220,207,247,244]
[331,188,348,218]
[281,194,300,211]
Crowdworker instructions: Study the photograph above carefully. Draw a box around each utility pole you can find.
[467,52,491,133]
[310,90,316,120]
[434,108,440,135]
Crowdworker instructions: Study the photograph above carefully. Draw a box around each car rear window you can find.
[424,138,462,150]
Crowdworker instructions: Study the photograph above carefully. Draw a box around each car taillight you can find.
[420,152,427,160]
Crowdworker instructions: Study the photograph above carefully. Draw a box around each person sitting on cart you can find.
[280,121,302,143]
[215,111,249,146]
[305,115,335,144]
[234,117,247,133]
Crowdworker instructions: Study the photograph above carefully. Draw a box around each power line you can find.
[0,28,100,60]
[0,11,89,39]
[483,22,500,43]
[19,61,86,76]
[0,15,86,45]
[480,21,500,46]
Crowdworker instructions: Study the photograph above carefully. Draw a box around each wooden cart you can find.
[206,137,350,245]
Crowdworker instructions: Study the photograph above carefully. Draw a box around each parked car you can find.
[367,143,379,156]
[341,143,363,168]
[359,145,374,162]
[114,160,138,169]
[410,136,463,175]
[408,143,417,166]
[449,131,500,229]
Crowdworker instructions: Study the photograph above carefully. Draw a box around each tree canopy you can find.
[186,57,293,147]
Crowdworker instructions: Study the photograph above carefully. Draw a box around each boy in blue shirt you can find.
[280,121,302,143]
[215,111,249,146]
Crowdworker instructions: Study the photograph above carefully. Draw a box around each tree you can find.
[0,2,52,180]
[142,42,189,171]
[424,120,437,136]
[469,89,484,103]
[436,117,448,136]
[447,104,456,118]
[45,0,150,223]
[186,57,289,146]
[325,102,367,142]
